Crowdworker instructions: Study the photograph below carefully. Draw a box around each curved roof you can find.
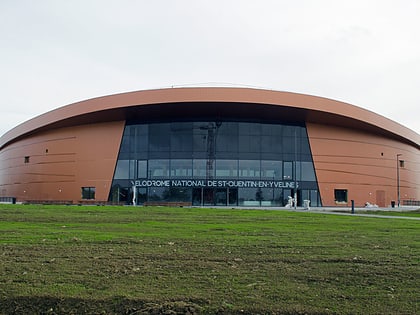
[1,87,419,149]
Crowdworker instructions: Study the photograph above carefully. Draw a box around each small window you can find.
[334,189,348,203]
[24,156,30,163]
[399,160,405,168]
[81,187,96,200]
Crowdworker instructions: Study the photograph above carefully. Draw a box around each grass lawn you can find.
[0,204,418,314]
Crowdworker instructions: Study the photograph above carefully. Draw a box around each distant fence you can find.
[5,198,420,207]
[1,198,127,206]
[143,201,192,207]
[22,200,119,206]
[23,200,74,205]
[402,200,420,206]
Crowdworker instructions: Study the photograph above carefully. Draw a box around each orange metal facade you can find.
[0,121,125,203]
[0,88,418,206]
[307,123,419,207]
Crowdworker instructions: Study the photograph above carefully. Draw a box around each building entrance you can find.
[192,188,238,206]
[113,184,320,207]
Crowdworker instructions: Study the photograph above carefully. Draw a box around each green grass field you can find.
[0,205,419,314]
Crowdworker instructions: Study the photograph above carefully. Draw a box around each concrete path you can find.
[307,209,420,220]
[211,206,420,220]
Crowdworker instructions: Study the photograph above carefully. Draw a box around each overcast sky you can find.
[1,0,419,137]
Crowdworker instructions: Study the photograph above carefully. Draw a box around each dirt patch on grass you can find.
[0,297,208,315]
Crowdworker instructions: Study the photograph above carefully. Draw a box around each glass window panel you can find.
[238,152,260,160]
[216,134,238,153]
[171,122,192,152]
[215,188,227,206]
[137,160,147,178]
[261,124,282,136]
[300,136,310,155]
[171,134,191,151]
[129,132,136,154]
[282,153,295,161]
[216,122,238,154]
[192,122,209,154]
[261,160,282,179]
[283,161,293,180]
[193,131,208,153]
[238,160,260,178]
[296,161,301,181]
[129,160,136,179]
[238,188,260,206]
[300,154,312,162]
[334,189,348,203]
[238,135,260,153]
[136,188,148,205]
[171,151,192,159]
[171,122,192,131]
[124,125,148,159]
[133,124,148,153]
[260,136,270,153]
[149,159,169,178]
[283,125,295,137]
[261,135,282,153]
[81,187,95,200]
[283,137,294,154]
[238,122,261,135]
[297,126,306,137]
[193,159,208,178]
[120,134,130,153]
[228,188,238,206]
[171,159,192,177]
[216,151,237,159]
[148,151,170,159]
[167,187,192,202]
[261,152,281,160]
[114,160,129,179]
[149,123,170,151]
[271,189,283,206]
[300,189,310,202]
[301,161,316,181]
[217,122,237,135]
[216,160,238,178]
[310,190,320,207]
[109,185,130,204]
[259,188,282,206]
[148,187,170,202]
[283,189,292,206]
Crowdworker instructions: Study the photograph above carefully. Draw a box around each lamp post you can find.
[294,128,297,209]
[396,154,402,207]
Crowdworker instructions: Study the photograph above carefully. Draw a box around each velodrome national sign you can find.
[131,179,298,189]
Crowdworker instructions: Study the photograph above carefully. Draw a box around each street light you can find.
[396,154,402,207]
[294,128,297,209]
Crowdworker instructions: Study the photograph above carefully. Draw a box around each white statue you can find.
[285,196,294,208]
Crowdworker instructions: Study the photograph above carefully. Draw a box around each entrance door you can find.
[215,189,227,205]
[192,188,235,206]
[136,188,147,205]
[203,188,214,206]
[192,188,202,206]
[228,188,238,206]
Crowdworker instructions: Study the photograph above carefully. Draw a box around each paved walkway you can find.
[212,206,420,220]
[307,209,420,220]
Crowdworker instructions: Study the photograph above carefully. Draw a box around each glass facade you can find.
[109,121,321,207]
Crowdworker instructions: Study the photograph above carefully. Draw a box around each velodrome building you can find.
[0,88,419,207]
